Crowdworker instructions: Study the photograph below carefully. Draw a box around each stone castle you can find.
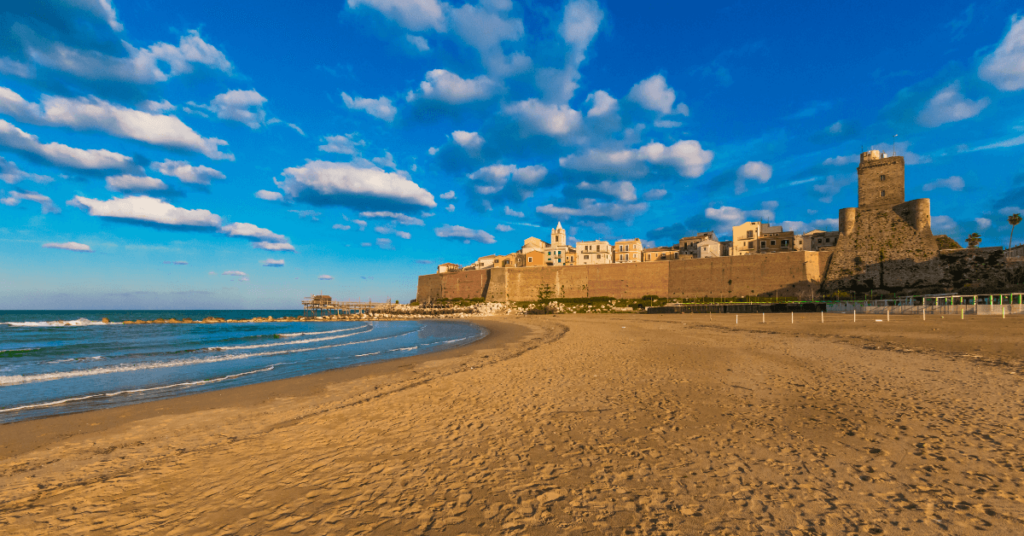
[418,149,1022,302]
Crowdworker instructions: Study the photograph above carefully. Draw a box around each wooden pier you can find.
[301,295,395,316]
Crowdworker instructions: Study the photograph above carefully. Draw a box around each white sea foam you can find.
[0,366,276,414]
[277,325,367,338]
[209,325,374,351]
[5,318,122,327]
[47,356,103,364]
[0,331,411,386]
[0,347,41,353]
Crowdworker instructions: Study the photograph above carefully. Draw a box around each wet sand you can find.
[2,313,1023,534]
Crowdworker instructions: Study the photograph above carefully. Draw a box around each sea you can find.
[0,310,487,424]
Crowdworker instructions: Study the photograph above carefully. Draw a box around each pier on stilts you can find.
[301,295,396,316]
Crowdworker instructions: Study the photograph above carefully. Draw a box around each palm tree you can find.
[967,232,982,248]
[1009,213,1022,248]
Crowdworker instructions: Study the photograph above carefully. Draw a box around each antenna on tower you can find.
[892,134,898,156]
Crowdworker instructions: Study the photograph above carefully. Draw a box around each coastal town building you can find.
[577,240,612,265]
[801,230,840,251]
[437,262,461,274]
[731,222,782,256]
[643,247,683,261]
[756,230,796,253]
[543,222,576,266]
[614,238,643,263]
[678,232,722,259]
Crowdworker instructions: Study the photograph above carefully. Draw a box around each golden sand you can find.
[1,313,1023,534]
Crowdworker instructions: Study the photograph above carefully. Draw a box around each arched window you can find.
[881,189,886,197]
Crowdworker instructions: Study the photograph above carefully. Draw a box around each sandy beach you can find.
[2,313,1024,535]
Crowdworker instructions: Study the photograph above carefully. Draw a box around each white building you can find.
[576,240,612,265]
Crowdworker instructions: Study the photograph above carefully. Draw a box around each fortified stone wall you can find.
[417,251,833,302]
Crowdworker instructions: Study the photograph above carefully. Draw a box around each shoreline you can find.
[0,318,531,460]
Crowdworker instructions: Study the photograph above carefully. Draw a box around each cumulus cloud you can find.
[1,190,59,213]
[560,140,713,178]
[68,194,222,227]
[319,133,364,155]
[922,175,965,192]
[627,74,689,115]
[375,226,411,239]
[352,218,368,230]
[277,160,436,209]
[435,224,496,244]
[932,215,957,233]
[376,237,395,249]
[408,69,499,104]
[42,241,91,252]
[0,156,52,184]
[496,223,513,232]
[347,0,446,32]
[151,159,225,185]
[979,15,1024,91]
[585,90,618,117]
[319,274,334,280]
[823,154,858,166]
[195,90,267,129]
[254,242,296,251]
[105,174,168,193]
[255,190,284,201]
[23,30,231,84]
[975,217,992,231]
[504,205,524,217]
[262,258,285,267]
[446,203,455,212]
[0,119,134,171]
[223,270,247,277]
[289,209,321,221]
[219,222,288,243]
[536,0,604,103]
[467,164,548,195]
[360,211,425,225]
[643,188,667,201]
[577,180,637,202]
[332,223,351,230]
[372,152,397,170]
[440,190,456,200]
[0,87,231,159]
[406,34,430,51]
[735,161,772,194]
[536,198,648,221]
[448,2,531,77]
[341,92,396,122]
[503,99,582,137]
[916,81,990,127]
[452,130,485,151]
[705,201,777,229]
[813,175,854,203]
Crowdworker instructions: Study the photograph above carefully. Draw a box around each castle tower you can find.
[857,150,905,209]
[551,222,566,247]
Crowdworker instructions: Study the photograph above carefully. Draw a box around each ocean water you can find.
[0,310,486,424]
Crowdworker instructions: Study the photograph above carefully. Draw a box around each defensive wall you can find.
[416,251,832,303]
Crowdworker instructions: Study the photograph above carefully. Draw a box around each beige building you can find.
[643,246,683,261]
[678,232,721,259]
[576,239,612,265]
[801,230,840,251]
[756,230,796,253]
[436,262,461,274]
[614,238,643,263]
[543,222,576,266]
[731,222,782,256]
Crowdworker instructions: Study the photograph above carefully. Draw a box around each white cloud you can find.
[254,242,296,251]
[0,156,52,184]
[917,81,987,127]
[1,190,59,213]
[223,270,247,277]
[811,218,840,231]
[0,87,231,159]
[627,74,688,115]
[440,190,456,200]
[932,215,957,233]
[341,92,396,122]
[376,237,395,249]
[536,0,604,103]
[496,224,513,232]
[352,218,368,230]
[585,90,618,117]
[577,180,637,202]
[916,81,990,127]
[705,201,777,229]
[823,154,858,166]
[979,15,1024,91]
[347,0,446,32]
[560,140,713,178]
[372,151,397,169]
[138,99,175,113]
[467,164,548,195]
[999,206,1023,216]
[255,190,284,201]
[408,69,499,104]
[42,241,91,252]
[428,147,439,155]
[360,211,425,226]
[332,223,351,230]
[445,203,455,212]
[375,226,412,239]
[25,30,231,84]
[971,133,1024,152]
[0,119,134,171]
[319,134,364,155]
[105,174,168,192]
[219,222,288,243]
[735,161,772,194]
[643,189,667,201]
[262,258,285,267]
[536,199,648,221]
[434,224,496,244]
[922,175,965,192]
[452,130,485,151]
[653,119,682,128]
[69,195,222,226]
[504,205,524,217]
[289,209,321,221]
[448,3,530,77]
[200,90,267,129]
[975,217,992,231]
[813,175,853,203]
[278,160,436,208]
[151,159,225,185]
[319,274,334,280]
[503,99,582,137]
[406,34,430,51]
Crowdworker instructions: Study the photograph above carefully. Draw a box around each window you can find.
[782,240,789,246]
[881,190,886,197]
[528,257,532,262]
[880,174,886,181]
[826,238,831,243]
[817,238,822,243]
[760,241,766,248]
[584,255,589,260]
[770,240,776,246]
[746,230,753,238]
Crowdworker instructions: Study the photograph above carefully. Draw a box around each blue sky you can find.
[2,0,1023,309]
